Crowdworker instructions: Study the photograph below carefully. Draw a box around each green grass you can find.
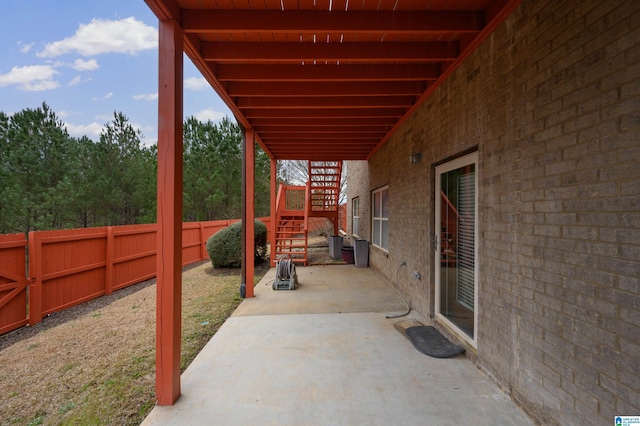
[53,264,265,425]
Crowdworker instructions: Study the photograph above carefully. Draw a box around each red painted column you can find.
[270,159,277,267]
[242,129,255,298]
[155,18,183,406]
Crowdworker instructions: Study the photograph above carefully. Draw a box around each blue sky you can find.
[0,0,233,146]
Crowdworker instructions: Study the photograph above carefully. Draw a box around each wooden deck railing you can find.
[0,217,271,336]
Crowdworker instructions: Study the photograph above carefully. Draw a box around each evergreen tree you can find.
[92,112,156,225]
[1,103,75,234]
[0,103,274,233]
[182,116,271,221]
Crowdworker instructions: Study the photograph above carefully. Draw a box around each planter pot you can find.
[354,239,369,267]
[341,246,355,264]
[329,235,343,260]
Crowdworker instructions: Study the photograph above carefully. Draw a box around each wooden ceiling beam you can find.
[264,142,381,147]
[227,81,426,97]
[237,96,416,109]
[248,117,398,126]
[201,41,458,63]
[242,108,406,119]
[270,145,375,151]
[264,135,381,141]
[255,125,390,133]
[216,64,439,82]
[260,132,388,140]
[273,153,371,161]
[270,148,374,159]
[181,10,484,34]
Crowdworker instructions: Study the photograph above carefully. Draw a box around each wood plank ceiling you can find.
[145,0,521,161]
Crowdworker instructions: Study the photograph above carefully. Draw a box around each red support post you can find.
[155,18,184,406]
[270,159,277,267]
[242,129,255,298]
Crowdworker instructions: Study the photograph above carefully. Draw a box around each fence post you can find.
[27,232,42,326]
[199,222,207,261]
[105,226,114,295]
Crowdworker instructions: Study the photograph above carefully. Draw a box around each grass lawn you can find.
[0,261,269,425]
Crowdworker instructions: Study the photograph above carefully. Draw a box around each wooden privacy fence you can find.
[0,234,29,334]
[0,217,270,336]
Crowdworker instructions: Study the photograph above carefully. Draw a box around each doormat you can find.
[405,326,465,358]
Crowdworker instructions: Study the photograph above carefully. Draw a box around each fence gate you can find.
[0,234,28,335]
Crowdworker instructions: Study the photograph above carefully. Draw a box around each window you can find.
[372,186,389,250]
[351,197,360,236]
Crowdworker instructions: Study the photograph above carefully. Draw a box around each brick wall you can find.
[346,0,640,424]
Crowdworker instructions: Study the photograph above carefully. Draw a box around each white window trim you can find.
[371,185,389,251]
[351,197,360,238]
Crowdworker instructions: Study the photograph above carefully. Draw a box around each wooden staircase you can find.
[274,185,309,265]
[273,161,342,266]
[308,161,342,234]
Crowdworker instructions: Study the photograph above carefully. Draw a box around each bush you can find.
[206,219,268,268]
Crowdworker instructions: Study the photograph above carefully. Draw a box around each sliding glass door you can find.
[435,152,478,345]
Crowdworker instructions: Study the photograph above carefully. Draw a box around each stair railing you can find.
[304,182,310,237]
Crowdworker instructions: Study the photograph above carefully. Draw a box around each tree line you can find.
[0,102,272,236]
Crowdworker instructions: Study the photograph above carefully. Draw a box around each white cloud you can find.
[64,121,104,139]
[194,108,225,123]
[18,42,34,54]
[38,17,157,58]
[184,76,208,91]
[133,92,158,101]
[68,75,85,86]
[92,92,113,101]
[0,65,59,92]
[24,80,60,92]
[72,58,99,71]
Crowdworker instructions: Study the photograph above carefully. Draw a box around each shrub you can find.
[206,219,267,268]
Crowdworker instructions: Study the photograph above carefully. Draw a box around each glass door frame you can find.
[434,151,479,347]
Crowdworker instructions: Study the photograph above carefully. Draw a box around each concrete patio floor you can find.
[142,265,534,425]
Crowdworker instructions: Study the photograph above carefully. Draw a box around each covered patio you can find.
[142,265,533,425]
[143,0,524,406]
[142,0,640,423]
